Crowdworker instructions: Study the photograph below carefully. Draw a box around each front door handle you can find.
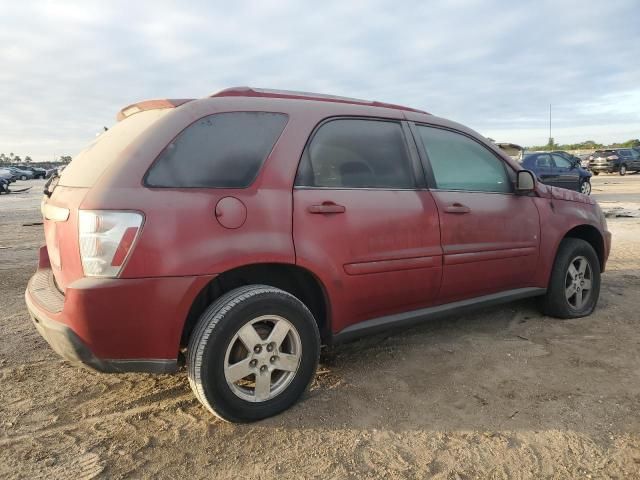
[444,202,470,214]
[308,202,346,214]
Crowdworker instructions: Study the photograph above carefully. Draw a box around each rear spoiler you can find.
[116,99,194,121]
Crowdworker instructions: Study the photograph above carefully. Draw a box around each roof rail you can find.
[210,87,429,114]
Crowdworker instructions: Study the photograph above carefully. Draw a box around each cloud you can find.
[0,0,638,160]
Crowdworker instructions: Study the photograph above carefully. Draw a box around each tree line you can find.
[0,153,72,165]
[527,138,640,151]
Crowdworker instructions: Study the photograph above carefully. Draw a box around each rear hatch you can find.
[591,150,616,165]
[42,108,171,291]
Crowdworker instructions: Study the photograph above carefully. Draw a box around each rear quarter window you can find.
[145,112,288,188]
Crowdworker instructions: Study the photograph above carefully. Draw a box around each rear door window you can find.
[416,126,511,193]
[145,112,288,188]
[295,119,415,189]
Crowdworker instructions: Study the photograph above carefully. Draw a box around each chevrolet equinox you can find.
[27,87,611,422]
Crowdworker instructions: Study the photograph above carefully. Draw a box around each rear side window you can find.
[417,126,511,193]
[296,119,415,188]
[145,112,288,188]
[525,153,552,168]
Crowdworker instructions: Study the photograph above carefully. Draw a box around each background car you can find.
[0,168,17,183]
[495,142,524,162]
[522,152,592,194]
[7,166,34,180]
[588,148,640,175]
[577,153,592,169]
[18,165,47,179]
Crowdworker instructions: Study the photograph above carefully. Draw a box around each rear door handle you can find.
[308,202,346,214]
[443,202,470,214]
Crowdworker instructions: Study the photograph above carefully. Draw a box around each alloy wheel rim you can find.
[565,256,592,310]
[224,315,302,402]
[581,182,590,194]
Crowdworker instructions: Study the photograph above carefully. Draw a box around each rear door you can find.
[534,153,559,186]
[551,154,580,191]
[412,124,540,303]
[293,118,442,333]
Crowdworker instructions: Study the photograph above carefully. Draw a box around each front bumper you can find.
[25,250,214,373]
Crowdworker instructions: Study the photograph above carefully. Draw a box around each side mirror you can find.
[516,170,536,193]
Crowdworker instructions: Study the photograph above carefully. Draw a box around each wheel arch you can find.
[180,263,331,352]
[562,224,605,272]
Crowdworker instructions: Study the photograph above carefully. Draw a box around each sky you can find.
[0,0,639,161]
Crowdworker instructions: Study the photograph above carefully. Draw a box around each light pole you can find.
[548,104,553,149]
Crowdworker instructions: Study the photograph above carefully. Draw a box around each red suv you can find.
[27,87,611,422]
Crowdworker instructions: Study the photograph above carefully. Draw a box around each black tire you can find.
[579,179,591,195]
[187,285,320,422]
[539,238,601,319]
[619,164,627,176]
[592,171,599,176]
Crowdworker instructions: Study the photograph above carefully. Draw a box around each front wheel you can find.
[592,171,599,176]
[619,164,627,176]
[580,179,591,195]
[539,238,600,318]
[20,175,27,180]
[187,285,320,422]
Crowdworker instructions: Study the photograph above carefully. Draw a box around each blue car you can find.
[522,152,592,195]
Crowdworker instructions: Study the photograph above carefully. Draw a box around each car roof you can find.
[112,86,519,170]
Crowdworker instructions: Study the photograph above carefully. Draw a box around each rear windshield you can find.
[58,109,170,187]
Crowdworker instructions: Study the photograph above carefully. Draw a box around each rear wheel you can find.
[592,171,599,176]
[187,285,320,422]
[539,238,600,318]
[619,164,627,176]
[580,179,591,195]
[20,175,27,180]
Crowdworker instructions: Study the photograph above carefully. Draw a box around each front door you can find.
[413,124,540,303]
[293,118,442,333]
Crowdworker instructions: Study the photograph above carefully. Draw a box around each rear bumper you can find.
[25,250,215,373]
[591,164,615,173]
[27,292,175,373]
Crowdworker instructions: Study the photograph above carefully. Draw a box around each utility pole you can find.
[548,104,554,150]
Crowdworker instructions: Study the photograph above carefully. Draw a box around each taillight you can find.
[606,155,618,160]
[78,210,144,277]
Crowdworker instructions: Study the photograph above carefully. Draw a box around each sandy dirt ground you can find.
[1,176,639,479]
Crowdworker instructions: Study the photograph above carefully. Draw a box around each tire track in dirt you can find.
[0,392,195,447]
